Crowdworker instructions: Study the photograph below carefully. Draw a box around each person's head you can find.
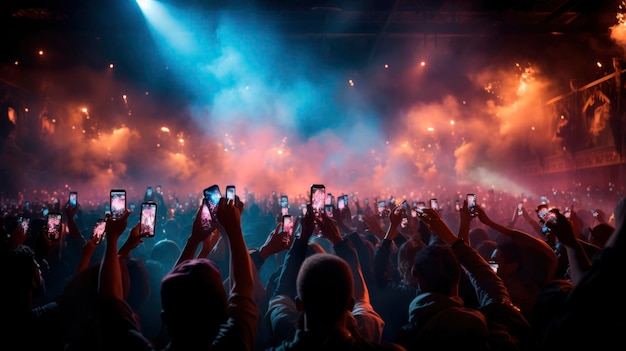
[296,253,354,328]
[491,237,522,279]
[411,244,461,296]
[476,240,497,261]
[469,228,489,248]
[0,244,44,305]
[150,239,181,269]
[160,258,227,342]
[124,257,151,311]
[397,237,426,286]
[588,223,614,248]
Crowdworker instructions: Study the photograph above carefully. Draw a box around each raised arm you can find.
[98,209,130,300]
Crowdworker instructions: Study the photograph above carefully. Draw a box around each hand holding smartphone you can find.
[203,184,222,216]
[69,191,78,209]
[93,218,106,244]
[310,184,325,217]
[46,212,63,241]
[140,202,158,237]
[110,189,127,220]
[282,214,294,242]
[467,194,477,216]
[200,199,214,230]
[280,195,289,216]
[226,185,236,201]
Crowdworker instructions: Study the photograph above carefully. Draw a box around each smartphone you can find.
[430,198,438,210]
[488,261,499,273]
[93,218,106,245]
[377,200,386,215]
[300,204,308,216]
[146,186,153,198]
[69,191,78,208]
[325,193,334,206]
[19,217,30,233]
[467,194,477,216]
[203,184,222,214]
[325,204,335,217]
[542,209,558,225]
[401,200,411,216]
[226,185,236,201]
[536,204,555,225]
[310,184,325,216]
[282,214,294,239]
[140,201,158,237]
[563,206,571,219]
[517,202,524,216]
[455,200,461,211]
[110,189,127,220]
[337,195,346,210]
[280,195,289,215]
[46,212,63,241]
[200,199,213,230]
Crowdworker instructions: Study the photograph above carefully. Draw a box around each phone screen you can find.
[325,204,334,217]
[467,194,476,216]
[377,201,386,215]
[283,215,293,239]
[93,218,106,244]
[280,195,289,215]
[517,202,523,216]
[110,189,127,219]
[430,198,438,210]
[455,200,461,211]
[69,192,78,208]
[488,261,499,273]
[226,185,236,201]
[46,212,62,241]
[310,184,325,215]
[200,200,213,230]
[203,185,221,214]
[19,217,30,233]
[337,196,345,210]
[146,187,153,197]
[141,202,158,237]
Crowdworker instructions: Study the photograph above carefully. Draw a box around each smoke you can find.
[2,3,609,207]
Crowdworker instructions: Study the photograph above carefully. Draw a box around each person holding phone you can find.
[158,195,257,351]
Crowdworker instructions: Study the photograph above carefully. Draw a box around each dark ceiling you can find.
[0,0,622,92]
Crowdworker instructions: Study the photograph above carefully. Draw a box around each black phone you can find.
[46,212,63,241]
[110,189,127,220]
[140,201,158,237]
[455,199,461,211]
[69,191,78,209]
[310,184,325,215]
[93,218,106,245]
[467,194,477,216]
[226,185,236,201]
[203,184,222,214]
[517,202,524,216]
[146,186,153,198]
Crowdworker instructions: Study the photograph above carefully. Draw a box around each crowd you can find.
[0,181,624,350]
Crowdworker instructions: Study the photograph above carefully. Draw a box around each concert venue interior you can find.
[1,0,625,214]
